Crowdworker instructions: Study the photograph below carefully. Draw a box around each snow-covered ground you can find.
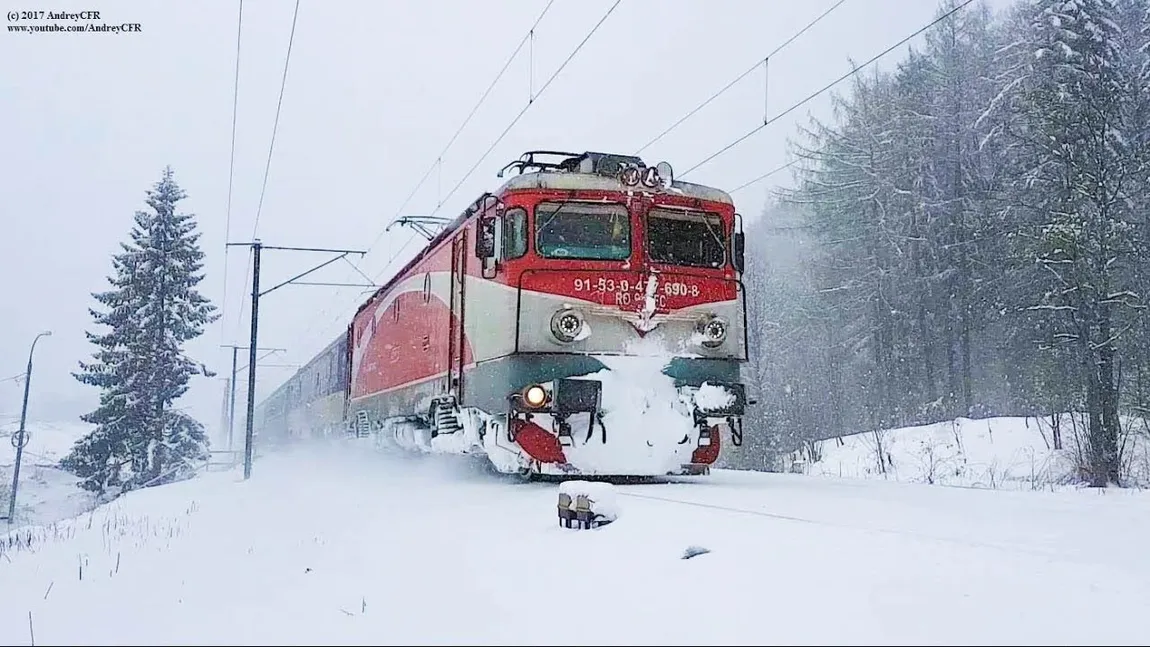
[4,437,1150,645]
[789,415,1150,490]
[0,418,97,527]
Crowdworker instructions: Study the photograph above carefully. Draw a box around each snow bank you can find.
[790,414,1150,490]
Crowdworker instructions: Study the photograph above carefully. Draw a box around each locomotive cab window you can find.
[646,207,726,268]
[502,207,528,259]
[535,201,630,261]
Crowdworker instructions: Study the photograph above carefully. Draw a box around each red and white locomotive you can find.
[253,151,750,478]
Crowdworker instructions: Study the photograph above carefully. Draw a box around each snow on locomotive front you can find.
[469,151,750,478]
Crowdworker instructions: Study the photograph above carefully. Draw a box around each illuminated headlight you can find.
[522,384,549,408]
[696,315,728,348]
[550,308,586,343]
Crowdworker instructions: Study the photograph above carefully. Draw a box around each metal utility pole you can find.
[229,346,238,450]
[225,240,373,480]
[6,330,51,525]
[219,344,285,451]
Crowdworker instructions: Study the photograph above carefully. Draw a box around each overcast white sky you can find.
[0,0,1013,436]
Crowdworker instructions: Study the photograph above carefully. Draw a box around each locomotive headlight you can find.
[550,308,586,343]
[696,315,728,348]
[523,384,548,408]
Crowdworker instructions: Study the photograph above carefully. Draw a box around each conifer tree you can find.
[736,0,1150,488]
[61,166,220,494]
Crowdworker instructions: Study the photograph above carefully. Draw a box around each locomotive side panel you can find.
[347,219,519,429]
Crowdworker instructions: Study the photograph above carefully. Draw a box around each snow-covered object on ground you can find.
[681,545,711,559]
[558,479,619,524]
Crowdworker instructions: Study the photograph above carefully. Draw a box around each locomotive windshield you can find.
[535,201,631,261]
[646,207,727,268]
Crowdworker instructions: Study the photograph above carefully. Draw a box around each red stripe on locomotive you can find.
[350,290,473,399]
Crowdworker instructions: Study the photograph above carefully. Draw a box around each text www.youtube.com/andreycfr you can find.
[6,10,141,35]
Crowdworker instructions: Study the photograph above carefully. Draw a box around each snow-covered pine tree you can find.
[60,166,220,494]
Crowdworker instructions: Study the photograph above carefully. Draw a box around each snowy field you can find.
[0,418,98,527]
[788,415,1150,490]
[4,437,1150,646]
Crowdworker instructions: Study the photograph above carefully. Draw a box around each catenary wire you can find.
[633,0,850,156]
[231,0,303,344]
[679,0,975,179]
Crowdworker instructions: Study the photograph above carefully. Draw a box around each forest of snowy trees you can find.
[739,0,1149,486]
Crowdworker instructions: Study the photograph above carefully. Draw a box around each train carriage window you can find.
[535,201,630,261]
[646,207,727,268]
[502,207,528,259]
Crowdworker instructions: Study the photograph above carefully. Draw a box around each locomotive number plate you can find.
[570,275,707,309]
